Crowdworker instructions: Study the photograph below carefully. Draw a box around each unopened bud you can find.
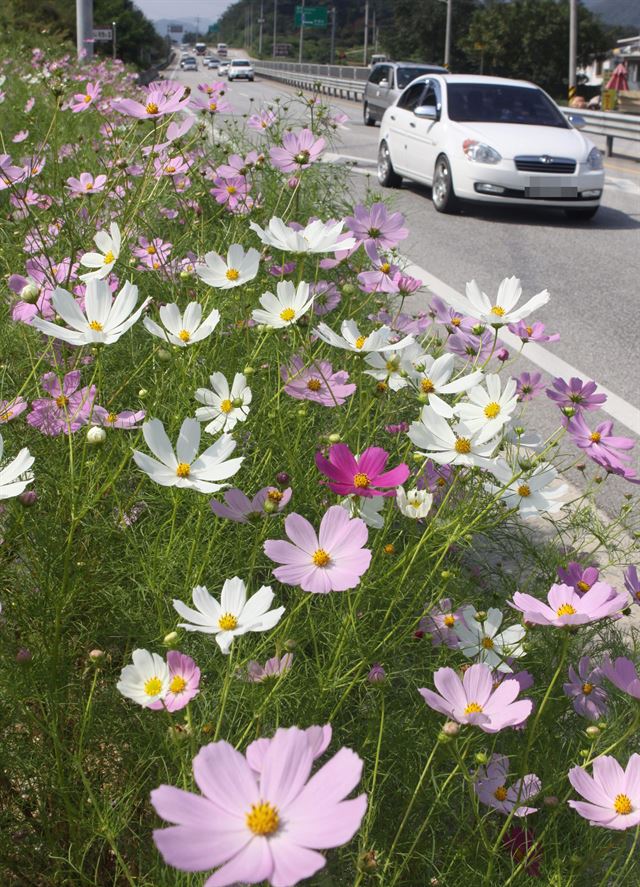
[473,609,487,621]
[496,348,509,362]
[86,426,106,445]
[263,498,278,514]
[441,720,460,737]
[20,283,40,304]
[138,388,148,398]
[417,392,429,404]
[284,638,297,651]
[243,366,255,375]
[16,647,32,663]
[358,850,378,872]
[543,795,559,807]
[474,751,490,765]
[341,283,356,297]
[89,649,104,661]
[412,452,425,463]
[367,663,386,684]
[163,631,179,647]
[18,490,37,507]
[156,348,171,363]
[328,433,341,443]
[276,472,290,484]
[585,725,600,738]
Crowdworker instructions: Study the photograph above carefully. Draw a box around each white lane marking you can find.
[323,151,376,167]
[605,175,640,195]
[401,259,640,435]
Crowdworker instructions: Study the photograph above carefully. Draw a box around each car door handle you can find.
[409,121,416,127]
[390,114,395,121]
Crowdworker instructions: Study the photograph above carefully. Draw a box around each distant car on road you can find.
[218,61,230,77]
[217,42,228,59]
[228,59,255,82]
[363,61,448,126]
[377,74,605,220]
[181,57,198,72]
[195,42,207,55]
[206,57,219,69]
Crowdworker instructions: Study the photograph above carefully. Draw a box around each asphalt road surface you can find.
[169,61,640,515]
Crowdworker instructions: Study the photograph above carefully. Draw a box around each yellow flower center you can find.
[178,329,191,342]
[165,165,176,173]
[517,484,531,497]
[421,378,435,393]
[84,94,92,103]
[268,489,283,502]
[55,395,69,408]
[491,306,505,317]
[306,378,322,391]
[176,463,191,478]
[582,682,594,695]
[144,676,163,696]
[218,612,238,631]
[145,102,159,115]
[0,410,13,421]
[380,262,391,273]
[354,335,367,349]
[280,307,296,321]
[451,316,461,327]
[614,794,633,815]
[89,320,103,331]
[227,185,237,195]
[220,399,233,413]
[103,250,114,264]
[455,437,471,454]
[85,182,93,190]
[443,615,456,627]
[464,702,483,714]
[312,549,331,567]
[481,636,494,649]
[590,432,601,443]
[106,412,118,424]
[226,268,240,281]
[353,472,370,488]
[147,245,157,255]
[246,801,279,835]
[556,603,577,617]
[484,402,501,419]
[209,101,218,111]
[494,786,508,801]
[384,543,395,554]
[576,580,591,593]
[169,675,187,694]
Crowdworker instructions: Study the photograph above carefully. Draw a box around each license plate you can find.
[525,186,578,198]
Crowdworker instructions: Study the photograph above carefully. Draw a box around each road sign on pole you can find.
[92,27,113,41]
[294,6,328,27]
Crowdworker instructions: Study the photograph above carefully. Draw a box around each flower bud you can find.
[297,408,306,417]
[597,721,607,730]
[358,850,378,872]
[473,609,487,621]
[341,283,356,297]
[86,426,106,445]
[441,720,460,737]
[496,348,509,362]
[414,629,425,639]
[441,570,452,580]
[89,649,104,662]
[474,751,490,765]
[543,795,559,807]
[417,392,429,404]
[20,282,40,304]
[18,490,37,507]
[232,397,244,408]
[263,498,278,514]
[367,663,386,684]
[156,348,171,363]
[276,472,290,485]
[16,647,32,663]
[383,543,395,555]
[163,631,179,647]
[585,725,600,738]
[243,366,255,375]
[284,638,297,651]
[328,433,341,443]
[179,270,191,279]
[138,388,148,398]
[412,452,425,463]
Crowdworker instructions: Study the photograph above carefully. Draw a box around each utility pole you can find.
[568,0,577,103]
[273,0,277,58]
[112,20,117,60]
[330,6,336,65]
[363,0,369,66]
[250,3,254,50]
[76,0,93,59]
[258,0,264,56]
[444,0,452,67]
[298,0,305,63]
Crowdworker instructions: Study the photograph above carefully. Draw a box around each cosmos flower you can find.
[408,406,499,468]
[79,222,121,281]
[624,566,640,605]
[70,81,101,112]
[508,320,559,344]
[409,353,483,417]
[143,302,220,347]
[474,754,541,816]
[195,372,252,435]
[546,377,607,412]
[269,128,326,172]
[112,85,190,119]
[195,243,260,290]
[0,431,34,501]
[556,562,600,595]
[514,372,545,402]
[315,443,409,498]
[566,414,638,483]
[314,319,414,354]
[454,374,518,444]
[91,407,146,430]
[454,606,526,673]
[27,371,95,436]
[464,276,550,326]
[249,217,356,255]
[600,657,640,700]
[173,577,285,654]
[563,657,609,720]
[418,597,463,648]
[245,724,333,775]
[66,172,107,195]
[568,755,640,830]
[252,281,314,329]
[344,202,409,250]
[486,461,568,518]
[281,356,356,406]
[117,649,171,708]
[396,487,433,519]
[210,486,292,523]
[246,653,293,683]
[0,397,28,424]
[509,583,626,627]
[248,108,277,131]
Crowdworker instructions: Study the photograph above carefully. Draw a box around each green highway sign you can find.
[294,6,328,28]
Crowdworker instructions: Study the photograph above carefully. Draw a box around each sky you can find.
[133,0,235,24]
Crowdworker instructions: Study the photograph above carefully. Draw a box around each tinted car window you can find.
[396,66,444,90]
[368,65,385,85]
[446,84,569,128]
[397,82,428,111]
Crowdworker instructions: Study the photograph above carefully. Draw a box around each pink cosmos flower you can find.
[624,566,640,605]
[154,155,189,178]
[246,725,333,775]
[12,130,29,143]
[148,651,201,713]
[281,357,356,407]
[509,582,626,627]
[568,754,640,830]
[315,443,409,498]
[344,202,409,250]
[430,295,474,333]
[0,153,26,190]
[91,407,146,429]
[27,371,96,436]
[556,562,599,595]
[310,280,341,316]
[515,372,545,402]
[66,172,107,195]
[474,754,541,816]
[270,128,326,173]
[70,81,101,112]
[132,236,172,270]
[357,243,400,294]
[447,329,495,363]
[418,597,464,648]
[210,175,250,211]
[566,414,639,483]
[151,725,367,886]
[248,108,277,131]
[508,320,560,344]
[189,92,232,115]
[563,657,609,720]
[418,663,533,733]
[112,86,189,119]
[0,397,28,424]
[546,377,606,412]
[264,505,372,594]
[246,653,293,683]
[601,656,640,700]
[24,97,35,113]
[210,487,292,523]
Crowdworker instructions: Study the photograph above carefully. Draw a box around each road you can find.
[169,61,640,514]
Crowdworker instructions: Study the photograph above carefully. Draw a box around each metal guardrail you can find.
[254,62,640,156]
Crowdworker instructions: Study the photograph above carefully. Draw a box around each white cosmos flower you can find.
[486,459,568,518]
[340,494,385,529]
[143,302,220,347]
[0,432,34,500]
[409,353,484,418]
[454,374,518,445]
[315,319,415,354]
[173,577,285,654]
[396,487,434,519]
[30,279,150,346]
[249,217,356,254]
[116,648,170,707]
[195,243,260,290]
[464,276,550,325]
[79,222,121,281]
[195,372,252,434]
[132,417,243,493]
[364,342,426,391]
[408,405,499,467]
[252,280,314,328]
[454,606,526,673]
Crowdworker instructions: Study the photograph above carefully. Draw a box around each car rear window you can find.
[396,67,444,89]
[234,61,251,66]
[446,84,569,128]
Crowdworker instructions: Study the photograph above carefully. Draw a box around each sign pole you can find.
[112,20,117,60]
[444,0,452,67]
[273,0,277,58]
[363,0,369,66]
[298,0,305,63]
[330,6,336,65]
[568,0,577,103]
[76,0,94,59]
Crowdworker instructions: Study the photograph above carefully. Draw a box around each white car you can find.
[218,61,230,77]
[228,59,255,82]
[377,74,605,220]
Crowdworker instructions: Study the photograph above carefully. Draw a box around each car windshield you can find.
[396,67,442,89]
[234,61,250,66]
[446,84,569,128]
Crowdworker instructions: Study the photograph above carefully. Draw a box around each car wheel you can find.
[432,154,459,213]
[249,77,254,81]
[377,140,402,188]
[363,102,376,127]
[564,206,599,221]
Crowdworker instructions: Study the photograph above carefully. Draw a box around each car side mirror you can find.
[567,113,586,129]
[379,79,389,88]
[414,105,439,120]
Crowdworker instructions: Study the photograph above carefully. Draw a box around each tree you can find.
[382,0,480,68]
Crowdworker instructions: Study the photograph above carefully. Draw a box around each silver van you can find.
[363,61,448,126]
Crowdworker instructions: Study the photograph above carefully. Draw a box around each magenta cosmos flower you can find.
[281,357,356,407]
[419,663,533,733]
[601,656,640,700]
[568,754,640,830]
[70,81,101,112]
[91,407,146,429]
[474,754,541,816]
[509,582,626,627]
[246,653,293,683]
[210,486,292,523]
[246,725,332,774]
[344,202,409,250]
[0,396,28,424]
[315,443,409,498]
[66,172,107,195]
[418,597,463,648]
[151,725,367,887]
[148,651,200,713]
[566,413,639,483]
[264,505,371,594]
[508,320,559,344]
[112,86,189,119]
[557,561,600,595]
[27,371,96,436]
[270,129,325,173]
[546,376,606,412]
[563,657,609,720]
[625,566,640,605]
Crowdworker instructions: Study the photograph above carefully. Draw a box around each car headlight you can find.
[587,146,603,170]
[462,139,501,164]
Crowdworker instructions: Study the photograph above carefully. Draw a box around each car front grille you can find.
[514,156,576,174]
